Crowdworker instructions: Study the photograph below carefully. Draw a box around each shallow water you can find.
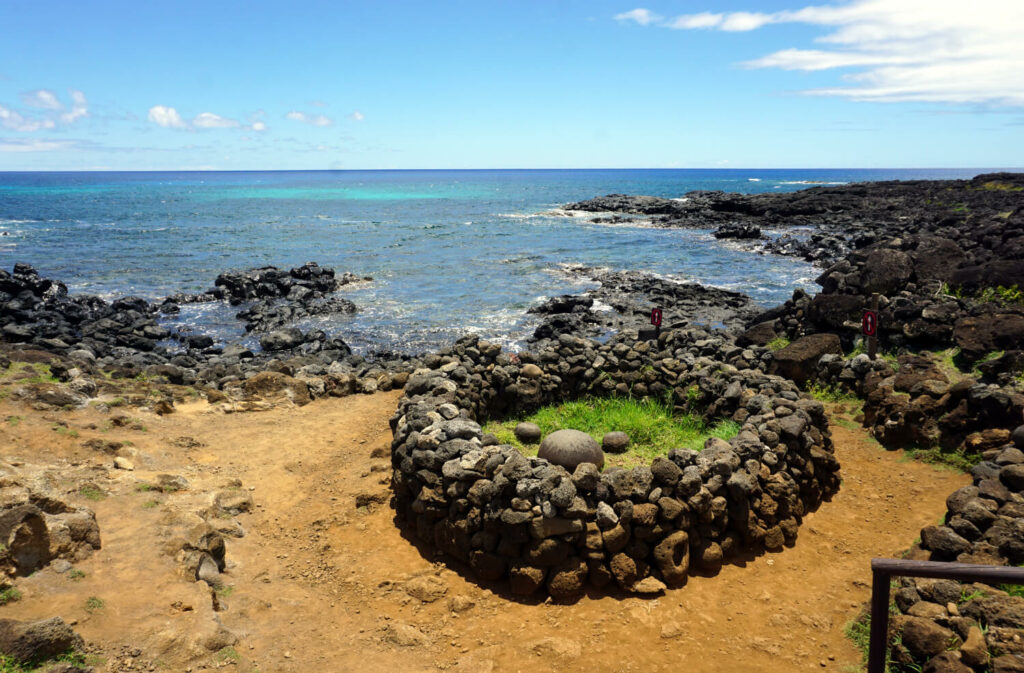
[0,168,989,353]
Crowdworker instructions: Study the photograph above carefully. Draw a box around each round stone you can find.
[602,431,630,454]
[514,422,542,444]
[1012,425,1024,450]
[538,429,604,471]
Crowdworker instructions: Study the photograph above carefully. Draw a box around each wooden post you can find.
[867,564,891,673]
[868,292,879,360]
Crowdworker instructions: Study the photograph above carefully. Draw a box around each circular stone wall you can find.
[389,329,840,599]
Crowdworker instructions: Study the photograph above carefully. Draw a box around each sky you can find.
[0,0,1022,170]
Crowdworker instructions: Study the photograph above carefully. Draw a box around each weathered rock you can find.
[538,430,604,472]
[514,422,542,444]
[602,431,630,454]
[0,617,84,663]
[770,333,842,385]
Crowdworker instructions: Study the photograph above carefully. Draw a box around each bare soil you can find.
[0,394,967,673]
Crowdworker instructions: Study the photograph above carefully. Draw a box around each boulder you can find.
[769,333,842,385]
[954,314,1024,361]
[242,371,311,406]
[806,294,864,329]
[860,248,913,295]
[538,430,604,472]
[736,320,777,347]
[900,616,960,660]
[602,431,630,454]
[0,617,84,664]
[259,327,305,352]
[514,422,542,444]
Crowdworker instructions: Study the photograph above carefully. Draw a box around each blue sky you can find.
[1,0,1021,170]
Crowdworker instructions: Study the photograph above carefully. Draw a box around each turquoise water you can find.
[0,168,992,353]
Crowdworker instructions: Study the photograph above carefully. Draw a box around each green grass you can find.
[977,180,1024,192]
[51,425,79,438]
[483,396,741,469]
[901,446,979,473]
[0,362,59,385]
[0,649,104,672]
[767,336,790,352]
[67,569,86,581]
[141,500,159,510]
[0,587,22,605]
[216,585,235,598]
[215,647,240,664]
[806,382,857,403]
[78,485,105,501]
[4,416,22,426]
[84,596,104,612]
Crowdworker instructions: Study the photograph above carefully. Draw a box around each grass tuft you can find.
[84,596,104,612]
[767,337,790,352]
[0,588,22,605]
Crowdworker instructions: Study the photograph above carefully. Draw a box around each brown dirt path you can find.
[0,394,967,673]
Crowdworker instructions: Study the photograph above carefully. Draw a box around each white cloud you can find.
[21,89,62,110]
[0,105,56,132]
[616,0,1024,105]
[60,90,88,123]
[614,8,661,25]
[148,105,188,129]
[251,121,267,131]
[286,110,334,126]
[192,112,240,129]
[348,110,365,122]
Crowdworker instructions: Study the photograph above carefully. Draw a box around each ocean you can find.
[0,168,992,354]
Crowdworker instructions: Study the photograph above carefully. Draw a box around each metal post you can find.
[868,293,880,360]
[867,565,891,673]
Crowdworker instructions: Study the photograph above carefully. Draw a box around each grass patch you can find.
[0,362,59,385]
[67,569,86,581]
[78,485,105,501]
[4,416,22,427]
[0,587,22,605]
[806,382,857,403]
[215,585,235,598]
[215,647,240,664]
[51,425,79,438]
[767,336,790,352]
[483,396,741,469]
[84,596,104,612]
[977,180,1024,192]
[902,446,979,473]
[141,500,159,510]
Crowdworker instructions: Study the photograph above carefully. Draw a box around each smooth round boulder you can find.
[1012,425,1024,450]
[538,429,604,471]
[514,422,542,444]
[602,431,630,454]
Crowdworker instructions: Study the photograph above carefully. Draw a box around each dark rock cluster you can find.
[880,431,1024,673]
[389,329,840,600]
[566,173,1024,268]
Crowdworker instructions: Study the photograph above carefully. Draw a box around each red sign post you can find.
[651,308,663,339]
[864,292,880,359]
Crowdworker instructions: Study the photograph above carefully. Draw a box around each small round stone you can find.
[538,429,604,471]
[602,431,630,454]
[514,422,542,444]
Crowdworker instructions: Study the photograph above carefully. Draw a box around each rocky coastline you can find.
[0,172,1022,670]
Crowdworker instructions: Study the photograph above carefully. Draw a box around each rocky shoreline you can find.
[1,172,1023,670]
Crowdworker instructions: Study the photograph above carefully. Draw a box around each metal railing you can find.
[868,558,1024,673]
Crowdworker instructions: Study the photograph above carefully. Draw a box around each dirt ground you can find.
[0,393,968,673]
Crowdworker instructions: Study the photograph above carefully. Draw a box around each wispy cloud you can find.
[21,89,62,110]
[615,1,1024,105]
[348,110,365,122]
[60,90,88,123]
[192,112,240,129]
[0,137,77,152]
[0,88,89,131]
[148,106,264,131]
[286,110,333,126]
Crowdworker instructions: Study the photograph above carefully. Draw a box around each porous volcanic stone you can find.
[602,431,630,454]
[514,422,542,444]
[538,429,604,471]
